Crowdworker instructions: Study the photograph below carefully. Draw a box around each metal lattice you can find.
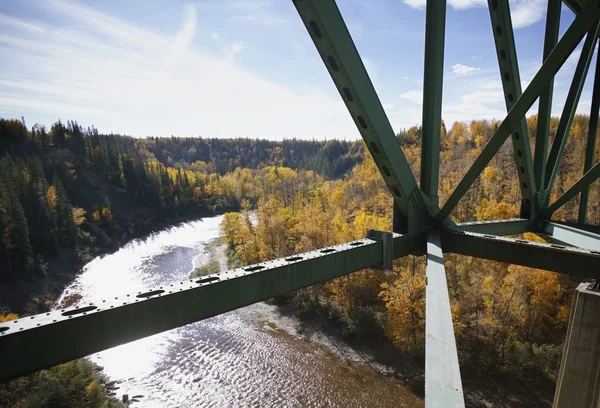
[1,1,600,406]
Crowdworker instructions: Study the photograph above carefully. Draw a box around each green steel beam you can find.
[420,0,446,208]
[550,220,600,235]
[534,0,561,207]
[440,230,600,277]
[540,221,600,251]
[544,160,600,215]
[425,232,465,408]
[454,218,532,236]
[488,0,536,218]
[578,39,600,223]
[0,234,411,381]
[545,23,600,196]
[436,3,600,223]
[293,0,432,233]
[563,0,583,14]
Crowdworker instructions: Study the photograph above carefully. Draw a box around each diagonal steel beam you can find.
[440,230,600,277]
[420,0,446,208]
[293,0,432,233]
[488,0,536,218]
[545,23,600,196]
[0,234,411,381]
[544,159,600,216]
[563,0,583,15]
[425,232,465,408]
[578,39,600,223]
[540,221,600,251]
[534,0,561,205]
[436,2,600,223]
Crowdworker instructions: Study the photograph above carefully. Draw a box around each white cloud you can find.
[0,0,358,140]
[448,0,486,9]
[511,0,545,28]
[479,80,502,90]
[211,32,219,40]
[382,103,395,110]
[403,0,426,8]
[162,4,197,77]
[0,13,45,33]
[452,63,480,75]
[403,0,544,29]
[400,90,423,105]
[223,41,245,63]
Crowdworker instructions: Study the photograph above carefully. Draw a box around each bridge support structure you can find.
[1,1,600,406]
[554,282,600,408]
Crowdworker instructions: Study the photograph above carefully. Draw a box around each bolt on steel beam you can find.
[488,0,536,218]
[292,0,433,234]
[0,234,410,382]
[534,0,561,200]
[425,232,465,408]
[436,2,600,223]
[420,0,446,208]
[440,229,600,277]
[578,39,600,223]
[544,23,600,198]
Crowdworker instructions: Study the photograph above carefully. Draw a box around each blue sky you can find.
[0,0,596,140]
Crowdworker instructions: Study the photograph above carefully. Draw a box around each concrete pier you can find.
[554,282,600,408]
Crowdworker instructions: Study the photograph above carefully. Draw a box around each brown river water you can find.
[58,215,423,407]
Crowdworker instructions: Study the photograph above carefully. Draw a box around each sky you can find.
[0,0,596,140]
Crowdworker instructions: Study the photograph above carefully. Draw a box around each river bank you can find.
[0,210,226,316]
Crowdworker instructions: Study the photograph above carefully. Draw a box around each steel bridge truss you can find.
[1,0,600,406]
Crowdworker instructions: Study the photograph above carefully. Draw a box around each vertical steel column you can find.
[425,232,465,407]
[488,0,536,218]
[420,0,446,208]
[534,0,561,209]
[545,23,600,197]
[578,39,600,224]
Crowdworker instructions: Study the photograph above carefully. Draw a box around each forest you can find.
[219,114,598,392]
[0,113,597,406]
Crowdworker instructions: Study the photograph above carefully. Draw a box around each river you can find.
[58,215,423,407]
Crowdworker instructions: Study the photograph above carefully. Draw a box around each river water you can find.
[58,215,422,407]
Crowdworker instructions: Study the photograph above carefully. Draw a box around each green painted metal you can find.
[534,0,561,208]
[545,23,600,197]
[540,221,600,251]
[436,3,600,223]
[420,0,446,208]
[0,235,411,381]
[550,220,600,236]
[425,232,465,408]
[454,218,531,236]
[487,0,536,218]
[544,160,600,216]
[578,39,600,223]
[440,230,600,277]
[563,0,583,14]
[292,0,432,234]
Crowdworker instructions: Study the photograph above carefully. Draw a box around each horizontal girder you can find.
[539,221,600,251]
[454,218,532,236]
[440,230,600,277]
[0,234,409,382]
